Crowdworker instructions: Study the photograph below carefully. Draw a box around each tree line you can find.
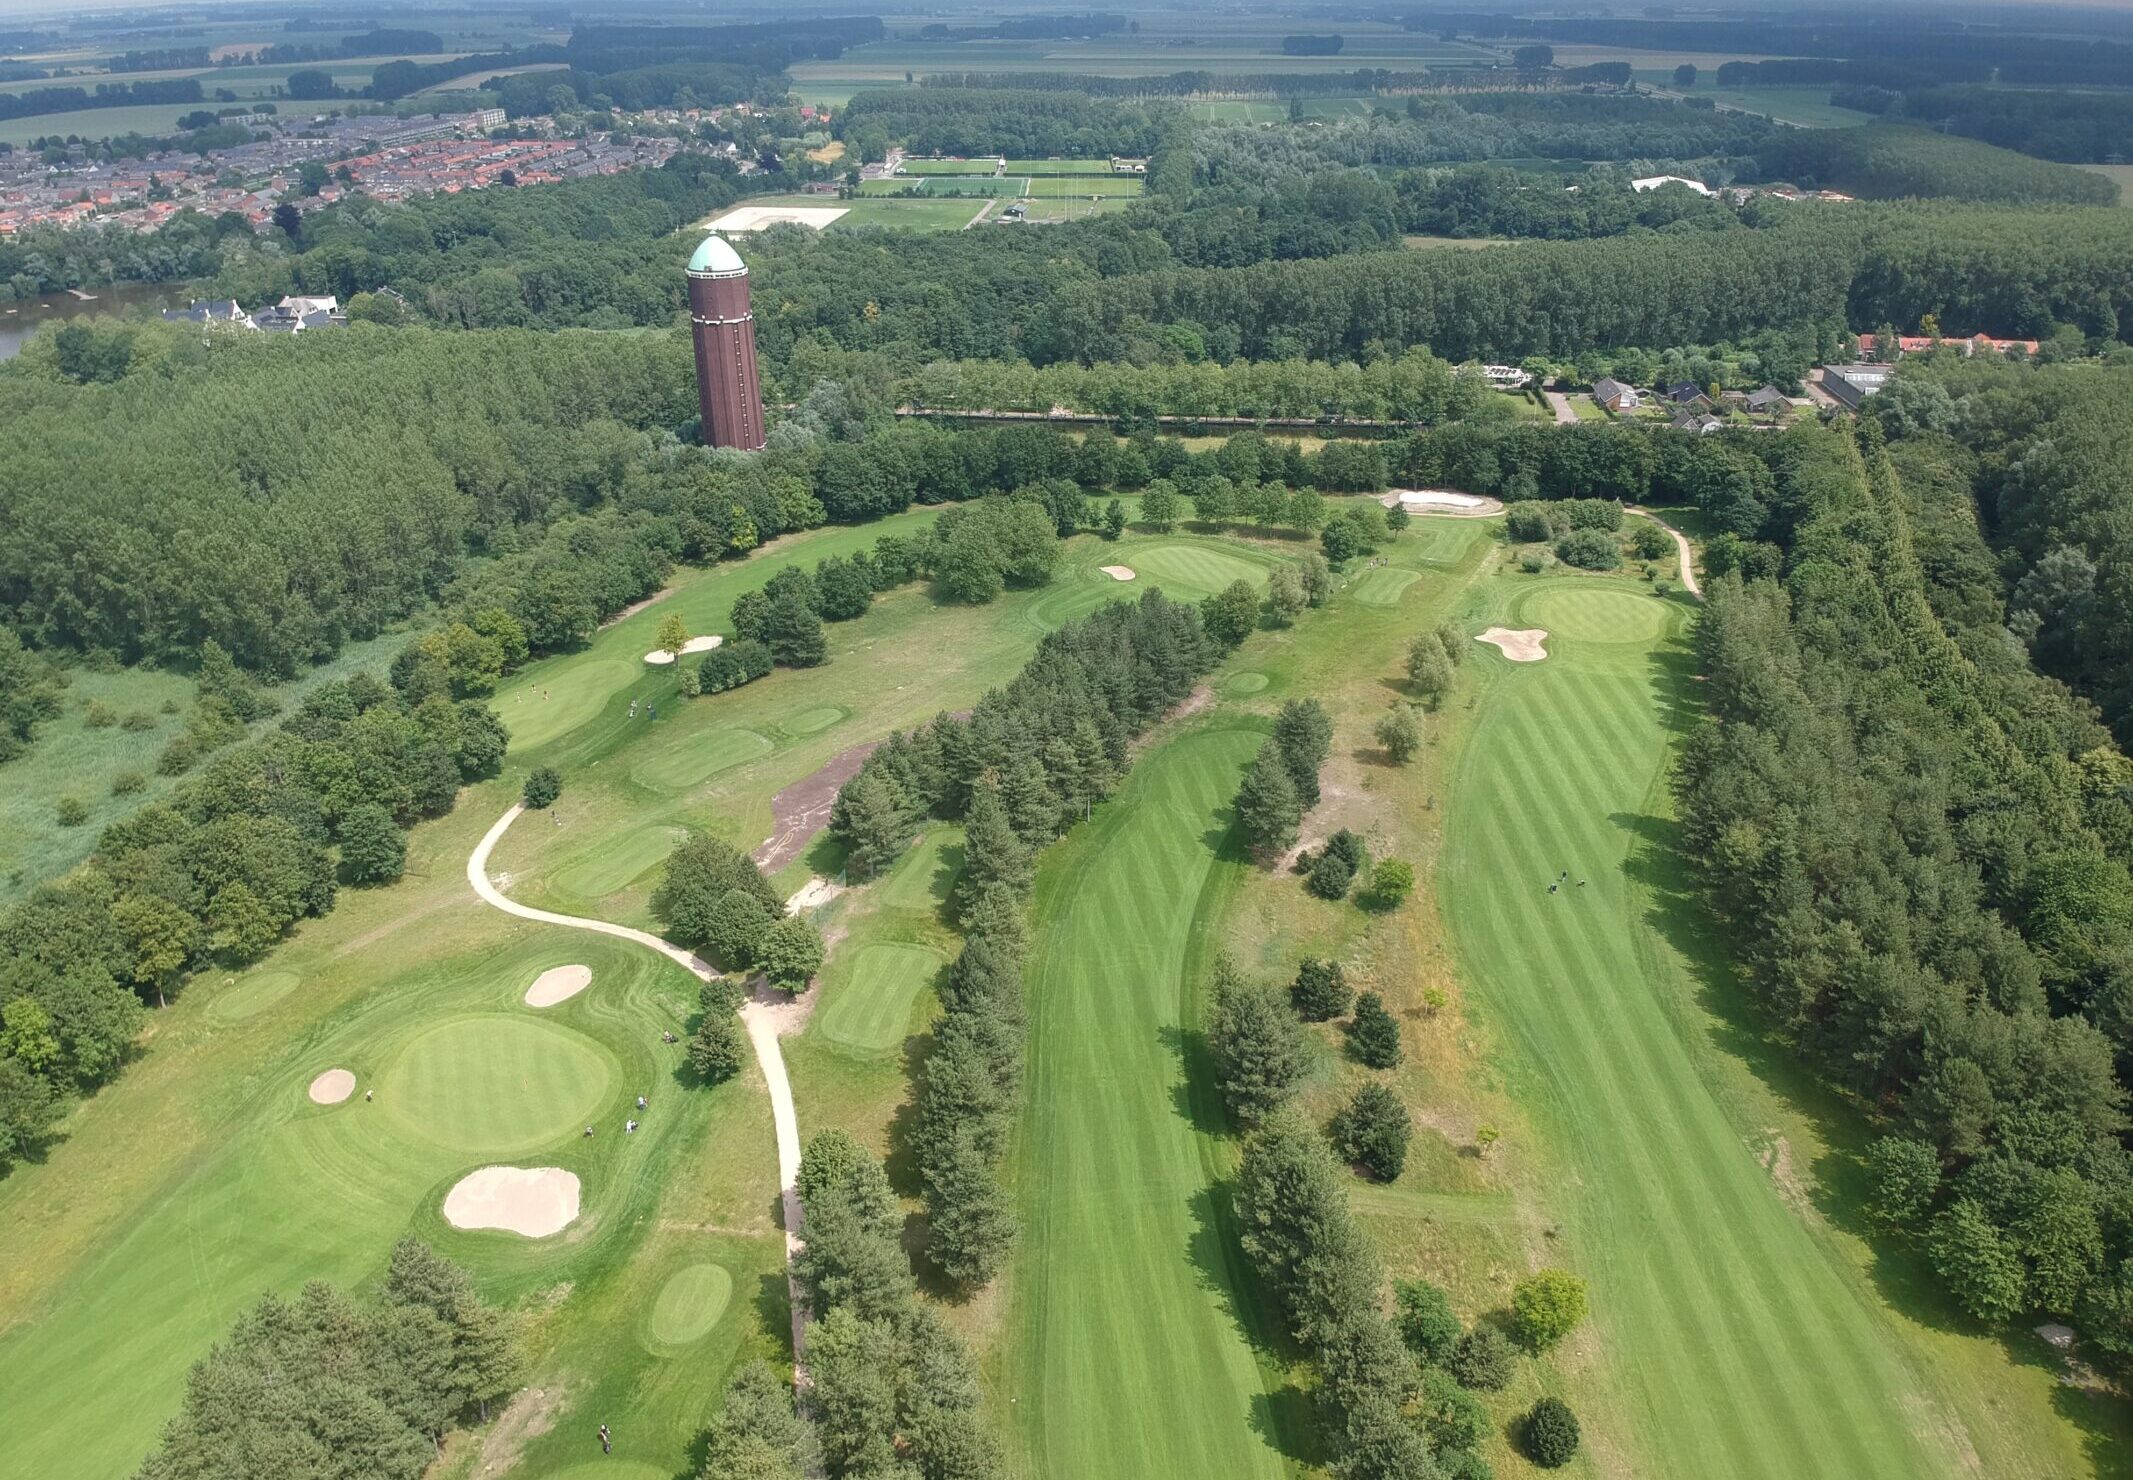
[1753,124,2118,207]
[1833,85,2133,166]
[699,1130,1000,1479]
[837,86,1177,159]
[0,76,203,124]
[135,1240,521,1480]
[1676,421,2133,1366]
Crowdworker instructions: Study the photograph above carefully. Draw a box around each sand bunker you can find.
[1099,565,1137,581]
[1387,489,1504,517]
[707,203,849,232]
[524,964,593,1008]
[443,1166,581,1238]
[644,634,723,665]
[1477,627,1549,662]
[308,1068,356,1105]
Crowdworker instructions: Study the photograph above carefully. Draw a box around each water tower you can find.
[685,233,766,450]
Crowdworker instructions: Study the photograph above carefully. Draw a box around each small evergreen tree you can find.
[1103,499,1127,540]
[1307,848,1357,900]
[1207,954,1307,1123]
[1394,1277,1462,1363]
[1521,1397,1580,1468]
[1330,1082,1412,1180]
[1272,698,1332,806]
[1449,1324,1517,1391]
[957,781,1033,913]
[1235,742,1303,857]
[1348,991,1402,1068]
[1291,957,1353,1020]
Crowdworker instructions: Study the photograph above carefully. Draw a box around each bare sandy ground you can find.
[754,739,886,873]
[644,634,723,665]
[1477,627,1549,662]
[442,1165,581,1238]
[307,1068,355,1105]
[786,876,846,912]
[523,964,592,1008]
[707,204,848,232]
[1100,564,1136,581]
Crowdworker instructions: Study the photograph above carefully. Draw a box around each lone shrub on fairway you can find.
[1510,1268,1589,1351]
[689,1008,745,1084]
[676,664,701,698]
[1521,1397,1581,1467]
[1633,521,1674,560]
[1395,1278,1462,1363]
[1348,992,1402,1068]
[758,915,825,993]
[1407,636,1455,705]
[656,612,689,657]
[1208,954,1307,1124]
[1867,1134,1942,1228]
[1450,1324,1517,1391]
[1376,704,1422,763]
[338,803,406,884]
[1330,1082,1412,1180]
[1292,957,1352,1020]
[521,766,561,809]
[1363,858,1416,910]
[54,795,87,827]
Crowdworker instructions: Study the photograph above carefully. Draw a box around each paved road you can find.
[468,804,813,1368]
[1628,507,1703,599]
[1544,389,1579,425]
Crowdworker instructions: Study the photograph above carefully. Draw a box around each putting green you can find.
[628,728,775,792]
[1350,566,1420,606]
[553,825,687,900]
[1023,575,1134,634]
[501,659,638,751]
[1007,726,1284,1480]
[1520,583,1670,644]
[206,970,300,1024]
[379,1016,612,1156]
[815,942,943,1053]
[1223,671,1268,696]
[782,705,847,736]
[646,1262,734,1348]
[1130,543,1269,599]
[1442,590,1966,1477]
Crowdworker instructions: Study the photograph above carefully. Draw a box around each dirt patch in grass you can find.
[753,740,886,873]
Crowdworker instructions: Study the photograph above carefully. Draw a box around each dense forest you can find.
[1677,417,2133,1361]
[1872,359,2133,751]
[1840,86,2133,165]
[1752,125,2119,207]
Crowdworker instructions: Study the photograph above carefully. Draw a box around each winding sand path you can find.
[1627,506,1703,599]
[468,805,811,1368]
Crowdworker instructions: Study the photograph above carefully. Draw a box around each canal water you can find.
[0,283,179,360]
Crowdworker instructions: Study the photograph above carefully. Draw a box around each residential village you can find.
[0,107,687,237]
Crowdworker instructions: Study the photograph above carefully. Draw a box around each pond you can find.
[0,283,181,360]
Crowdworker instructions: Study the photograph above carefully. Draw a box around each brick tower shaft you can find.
[686,235,766,450]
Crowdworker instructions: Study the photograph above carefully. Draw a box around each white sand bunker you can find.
[308,1068,356,1104]
[645,634,722,665]
[443,1166,581,1238]
[524,964,593,1008]
[707,203,848,232]
[1100,565,1136,581]
[1387,489,1504,516]
[1477,627,1549,662]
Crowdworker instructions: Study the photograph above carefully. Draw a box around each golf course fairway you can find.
[1440,576,1967,1478]
[1005,722,1289,1480]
